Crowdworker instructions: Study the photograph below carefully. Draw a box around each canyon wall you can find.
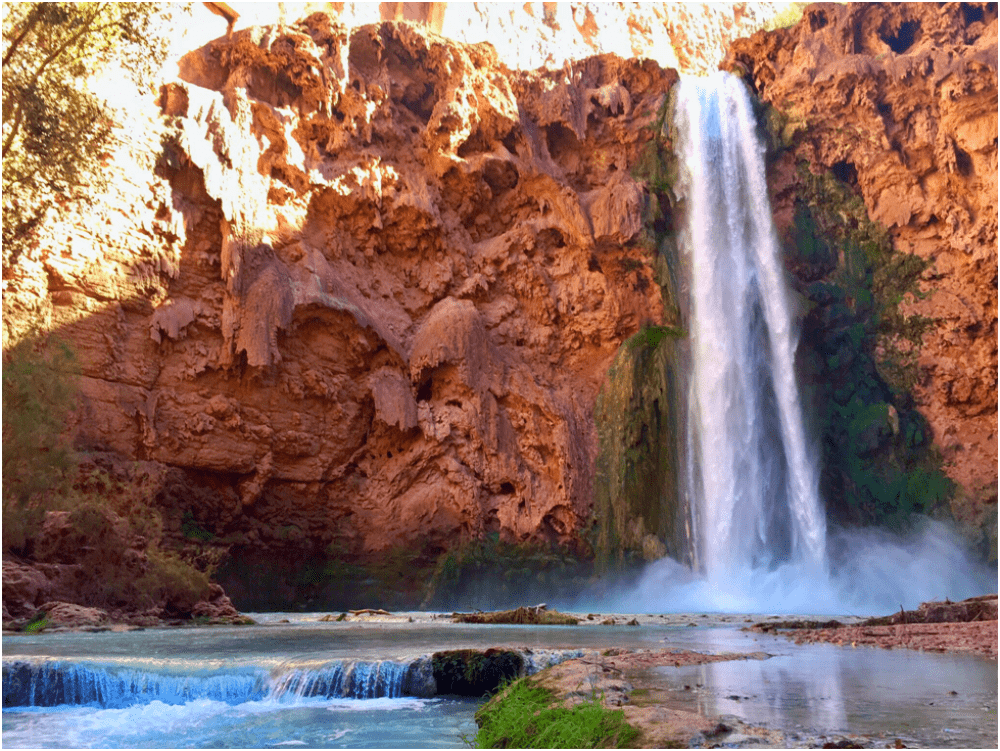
[4,14,676,591]
[725,1,998,537]
[3,3,996,611]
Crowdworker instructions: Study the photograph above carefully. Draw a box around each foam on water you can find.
[605,71,996,615]
[2,695,443,749]
[2,657,410,709]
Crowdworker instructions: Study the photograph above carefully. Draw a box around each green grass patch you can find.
[22,612,50,634]
[625,324,683,351]
[474,678,639,748]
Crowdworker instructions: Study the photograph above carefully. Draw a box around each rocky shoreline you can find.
[470,597,998,748]
[751,594,999,659]
[2,555,251,633]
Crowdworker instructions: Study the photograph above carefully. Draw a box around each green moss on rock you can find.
[474,677,639,749]
[592,322,687,571]
[790,163,951,529]
[432,649,524,697]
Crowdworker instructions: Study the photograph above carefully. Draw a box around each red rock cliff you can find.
[726,2,998,529]
[3,4,995,603]
[4,16,673,566]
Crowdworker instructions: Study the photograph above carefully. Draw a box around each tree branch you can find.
[1,4,46,69]
[2,3,107,158]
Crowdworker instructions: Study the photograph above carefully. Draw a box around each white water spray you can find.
[591,72,993,615]
[675,72,825,580]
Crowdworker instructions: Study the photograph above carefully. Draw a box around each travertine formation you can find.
[2,4,996,614]
[725,1,998,527]
[4,16,673,572]
[178,2,789,76]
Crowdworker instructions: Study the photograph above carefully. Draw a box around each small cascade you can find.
[268,660,408,701]
[2,658,409,708]
[2,660,268,708]
[672,72,827,580]
[2,649,584,709]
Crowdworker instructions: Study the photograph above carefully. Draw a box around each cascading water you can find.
[608,72,991,614]
[1,658,412,708]
[673,71,826,581]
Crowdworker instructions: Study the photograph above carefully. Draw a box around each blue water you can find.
[3,615,996,748]
[3,658,411,708]
[3,695,481,749]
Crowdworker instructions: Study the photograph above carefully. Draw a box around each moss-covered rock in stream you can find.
[454,607,579,625]
[788,164,952,529]
[432,649,524,696]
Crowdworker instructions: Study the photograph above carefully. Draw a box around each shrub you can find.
[2,338,79,553]
[136,547,212,614]
[2,337,215,615]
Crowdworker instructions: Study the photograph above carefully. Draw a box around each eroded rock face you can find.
[180,2,789,77]
[4,16,672,573]
[3,6,994,610]
[725,2,998,524]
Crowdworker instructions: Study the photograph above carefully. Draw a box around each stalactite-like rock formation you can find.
[4,15,674,589]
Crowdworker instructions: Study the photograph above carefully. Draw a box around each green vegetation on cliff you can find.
[592,104,688,572]
[2,338,78,547]
[2,337,213,617]
[789,164,952,528]
[592,322,686,571]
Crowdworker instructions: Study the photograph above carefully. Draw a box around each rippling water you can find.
[3,615,996,748]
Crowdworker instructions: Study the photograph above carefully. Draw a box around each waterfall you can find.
[1,658,409,708]
[597,72,991,615]
[672,72,826,581]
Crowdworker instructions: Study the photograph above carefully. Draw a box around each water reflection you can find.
[3,619,996,748]
[642,631,997,748]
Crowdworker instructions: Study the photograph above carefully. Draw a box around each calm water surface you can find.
[3,614,996,748]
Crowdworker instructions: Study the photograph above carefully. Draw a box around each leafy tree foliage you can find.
[2,2,176,272]
[1,338,78,548]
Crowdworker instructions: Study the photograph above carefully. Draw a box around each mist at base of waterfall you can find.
[589,518,995,616]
